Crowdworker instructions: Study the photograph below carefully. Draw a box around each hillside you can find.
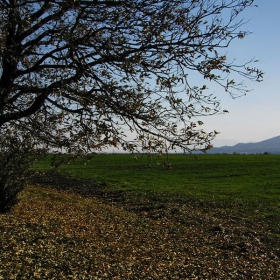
[208,135,280,154]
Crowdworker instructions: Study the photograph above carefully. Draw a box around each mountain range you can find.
[208,135,280,154]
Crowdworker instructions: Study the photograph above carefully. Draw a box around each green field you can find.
[1,154,279,278]
[36,153,280,209]
[33,153,280,233]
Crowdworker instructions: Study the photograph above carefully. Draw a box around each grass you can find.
[0,153,279,278]
[34,153,280,235]
[35,153,280,210]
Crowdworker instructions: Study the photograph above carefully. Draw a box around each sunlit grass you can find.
[36,154,280,205]
[1,154,280,278]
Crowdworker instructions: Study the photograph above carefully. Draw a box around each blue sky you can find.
[203,0,280,146]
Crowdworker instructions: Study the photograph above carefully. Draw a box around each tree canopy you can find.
[0,0,263,154]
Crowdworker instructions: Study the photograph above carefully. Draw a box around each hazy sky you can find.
[203,0,280,147]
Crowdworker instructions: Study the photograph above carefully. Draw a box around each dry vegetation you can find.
[0,183,279,279]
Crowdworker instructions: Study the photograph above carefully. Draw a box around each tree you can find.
[0,132,37,212]
[0,0,263,155]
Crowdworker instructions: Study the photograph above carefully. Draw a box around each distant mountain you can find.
[208,135,280,154]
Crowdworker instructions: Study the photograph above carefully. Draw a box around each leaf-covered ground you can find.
[0,182,279,279]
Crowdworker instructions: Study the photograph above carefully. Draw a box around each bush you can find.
[0,134,36,213]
